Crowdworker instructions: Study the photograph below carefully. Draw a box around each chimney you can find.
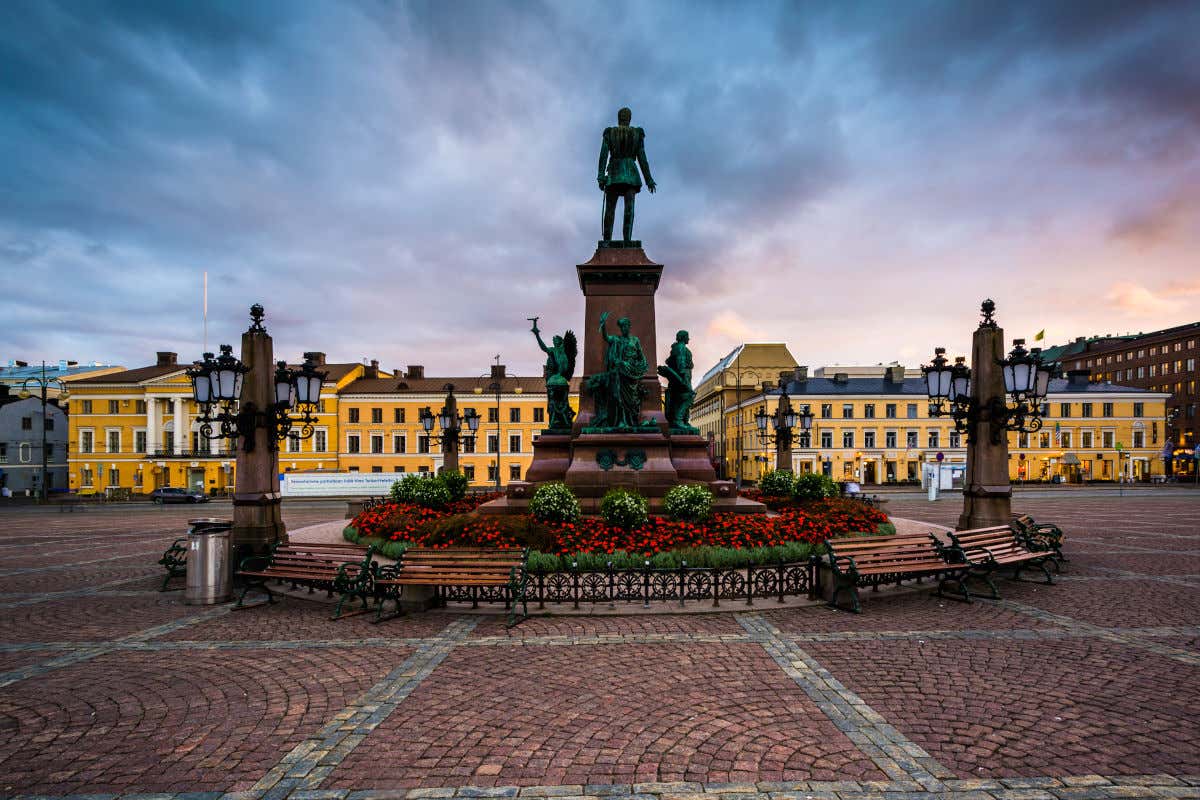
[15,360,28,368]
[307,352,327,366]
[68,360,78,366]
[367,359,379,378]
[406,365,424,379]
[885,365,905,383]
[833,372,849,383]
[156,352,177,366]
[490,364,507,380]
[1066,369,1090,389]
[793,366,808,383]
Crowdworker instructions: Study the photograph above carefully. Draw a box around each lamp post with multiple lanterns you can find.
[17,362,70,502]
[419,383,480,475]
[185,304,327,550]
[921,299,1054,529]
[754,376,815,472]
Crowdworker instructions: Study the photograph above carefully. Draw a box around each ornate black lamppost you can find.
[18,362,70,501]
[920,299,1055,529]
[419,383,480,475]
[753,377,814,472]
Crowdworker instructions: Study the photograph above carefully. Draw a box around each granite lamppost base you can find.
[231,327,287,553]
[957,323,1013,530]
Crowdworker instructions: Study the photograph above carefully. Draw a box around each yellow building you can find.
[336,365,579,488]
[726,365,1170,485]
[67,352,364,496]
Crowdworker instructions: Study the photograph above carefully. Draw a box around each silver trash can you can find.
[185,518,233,605]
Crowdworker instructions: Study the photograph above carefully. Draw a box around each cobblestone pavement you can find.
[0,495,1198,800]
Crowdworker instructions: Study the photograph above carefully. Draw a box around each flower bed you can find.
[345,492,891,571]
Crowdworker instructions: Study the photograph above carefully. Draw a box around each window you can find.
[864,404,875,419]
[314,430,327,453]
[393,434,406,453]
[19,443,31,462]
[371,408,382,424]
[1132,430,1145,448]
[509,434,521,453]
[1187,358,1195,372]
[949,431,961,448]
[842,431,854,448]
[1059,403,1071,418]
[488,435,499,453]
[81,400,93,414]
[906,431,918,448]
[133,470,143,487]
[533,407,545,423]
[820,403,833,419]
[44,417,54,431]
[107,430,120,453]
[1102,431,1114,449]
[820,431,833,448]
[348,466,360,472]
[1133,402,1144,417]
[1018,433,1029,448]
[1039,432,1051,448]
[885,431,897,448]
[1103,403,1114,417]
[80,430,94,454]
[81,466,94,486]
[509,464,521,481]
[393,408,405,423]
[371,435,384,454]
[798,431,811,448]
[1081,402,1093,417]
[885,404,897,419]
[109,400,119,414]
[509,407,521,423]
[1060,431,1072,448]
[135,399,147,414]
[195,433,211,455]
[1150,365,1157,377]
[463,465,475,481]
[841,403,854,419]
[487,464,498,482]
[1081,431,1093,448]
[488,407,499,423]
[907,403,918,419]
[347,434,360,453]
[462,436,476,453]
[108,467,120,485]
[371,466,383,473]
[393,466,406,473]
[418,436,430,454]
[135,430,147,453]
[21,416,32,430]
[348,408,360,423]
[418,465,430,474]
[927,430,939,448]
[863,431,876,448]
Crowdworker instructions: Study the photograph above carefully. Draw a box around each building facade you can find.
[727,366,1170,485]
[0,388,68,495]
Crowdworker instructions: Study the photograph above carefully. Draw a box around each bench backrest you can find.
[401,547,526,572]
[949,525,1031,559]
[826,533,943,571]
[268,543,373,572]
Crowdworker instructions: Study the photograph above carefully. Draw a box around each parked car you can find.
[149,487,209,504]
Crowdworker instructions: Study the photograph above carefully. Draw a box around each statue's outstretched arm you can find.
[532,330,551,355]
[638,131,655,192]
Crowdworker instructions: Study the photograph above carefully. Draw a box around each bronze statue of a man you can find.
[658,330,697,433]
[598,107,656,243]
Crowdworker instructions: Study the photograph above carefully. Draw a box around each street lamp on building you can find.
[419,383,480,475]
[753,377,814,471]
[17,362,70,502]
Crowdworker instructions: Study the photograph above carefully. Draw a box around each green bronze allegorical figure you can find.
[658,330,698,434]
[598,107,656,244]
[530,318,577,433]
[586,311,649,431]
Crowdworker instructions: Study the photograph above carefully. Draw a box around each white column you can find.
[146,398,158,454]
[174,397,186,455]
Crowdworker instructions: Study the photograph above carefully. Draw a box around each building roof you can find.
[0,361,122,383]
[696,343,797,388]
[1042,320,1200,362]
[338,375,571,396]
[69,364,186,384]
[749,375,1159,403]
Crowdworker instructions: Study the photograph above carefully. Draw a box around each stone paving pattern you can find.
[0,494,1197,800]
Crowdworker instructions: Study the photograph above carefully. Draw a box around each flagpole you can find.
[203,271,208,353]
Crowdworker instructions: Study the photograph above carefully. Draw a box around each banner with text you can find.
[281,472,398,497]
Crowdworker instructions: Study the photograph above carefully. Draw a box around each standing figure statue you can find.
[598,107,656,243]
[658,330,697,434]
[530,319,577,432]
[586,312,648,430]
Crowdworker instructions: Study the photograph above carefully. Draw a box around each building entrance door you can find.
[863,461,877,483]
[188,468,205,493]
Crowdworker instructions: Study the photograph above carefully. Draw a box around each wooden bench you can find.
[1011,514,1067,569]
[826,532,968,613]
[942,525,1055,599]
[372,547,530,627]
[157,537,188,591]
[236,541,376,619]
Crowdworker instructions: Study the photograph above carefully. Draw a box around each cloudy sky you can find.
[2,1,1198,378]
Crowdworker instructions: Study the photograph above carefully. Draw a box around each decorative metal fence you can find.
[441,558,821,610]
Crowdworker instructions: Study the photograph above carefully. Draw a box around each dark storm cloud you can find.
[1,0,1197,374]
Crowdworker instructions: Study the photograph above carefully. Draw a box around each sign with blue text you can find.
[281,472,399,497]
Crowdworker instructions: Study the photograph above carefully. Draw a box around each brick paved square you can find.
[1001,579,1200,628]
[0,646,407,795]
[0,648,59,674]
[326,642,886,789]
[805,636,1200,778]
[0,594,198,642]
[1072,552,1200,576]
[470,612,745,639]
[0,563,160,594]
[762,590,1048,633]
[159,600,460,641]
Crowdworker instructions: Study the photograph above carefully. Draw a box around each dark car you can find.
[149,487,209,504]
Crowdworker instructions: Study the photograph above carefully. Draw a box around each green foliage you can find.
[389,474,424,503]
[409,477,451,509]
[438,470,469,502]
[662,483,714,522]
[759,469,796,497]
[525,541,816,572]
[528,482,582,524]
[599,488,648,531]
[875,522,896,536]
[793,472,838,501]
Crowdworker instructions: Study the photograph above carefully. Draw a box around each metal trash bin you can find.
[185,518,233,605]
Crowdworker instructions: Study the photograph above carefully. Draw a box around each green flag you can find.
[1034,329,1045,341]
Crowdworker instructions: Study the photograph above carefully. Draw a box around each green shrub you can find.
[759,469,796,497]
[793,472,838,501]
[389,474,424,503]
[410,477,451,509]
[662,483,714,522]
[438,470,469,502]
[529,481,581,524]
[599,488,648,531]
